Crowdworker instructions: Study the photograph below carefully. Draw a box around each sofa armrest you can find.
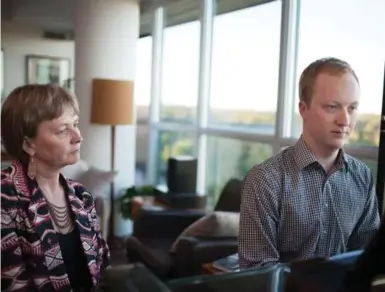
[172,236,238,277]
[134,207,207,240]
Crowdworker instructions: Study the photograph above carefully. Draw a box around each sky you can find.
[134,0,385,115]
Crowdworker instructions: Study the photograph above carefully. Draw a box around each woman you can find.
[1,84,110,292]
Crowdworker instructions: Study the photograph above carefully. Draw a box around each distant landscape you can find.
[137,105,380,208]
[155,105,381,146]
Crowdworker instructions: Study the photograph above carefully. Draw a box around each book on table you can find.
[211,253,240,272]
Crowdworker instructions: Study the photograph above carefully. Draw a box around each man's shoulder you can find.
[244,146,295,185]
[344,154,373,179]
[247,146,294,176]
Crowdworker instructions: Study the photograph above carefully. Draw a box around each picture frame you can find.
[25,55,71,87]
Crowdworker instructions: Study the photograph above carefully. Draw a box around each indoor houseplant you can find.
[119,185,155,219]
[115,185,155,237]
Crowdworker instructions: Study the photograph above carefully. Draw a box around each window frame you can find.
[146,0,381,198]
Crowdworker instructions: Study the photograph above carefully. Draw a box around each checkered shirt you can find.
[239,137,380,269]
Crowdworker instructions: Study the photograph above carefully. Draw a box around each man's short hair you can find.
[299,57,359,105]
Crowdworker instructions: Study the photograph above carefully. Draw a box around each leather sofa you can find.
[125,178,242,279]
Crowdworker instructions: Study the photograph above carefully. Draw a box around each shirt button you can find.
[324,203,328,207]
[323,230,327,234]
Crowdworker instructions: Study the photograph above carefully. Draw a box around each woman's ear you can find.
[22,137,36,157]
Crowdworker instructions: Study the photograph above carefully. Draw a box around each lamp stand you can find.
[109,125,134,245]
[109,125,116,241]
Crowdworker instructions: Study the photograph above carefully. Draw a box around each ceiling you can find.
[1,0,160,35]
[1,0,274,37]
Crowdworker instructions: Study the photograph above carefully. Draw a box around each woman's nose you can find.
[72,129,83,144]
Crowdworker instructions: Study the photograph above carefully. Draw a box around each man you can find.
[238,57,380,269]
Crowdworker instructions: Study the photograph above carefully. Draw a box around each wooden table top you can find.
[202,263,228,275]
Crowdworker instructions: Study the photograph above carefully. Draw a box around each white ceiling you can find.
[1,0,274,36]
[1,0,157,33]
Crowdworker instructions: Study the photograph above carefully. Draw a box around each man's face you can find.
[299,72,360,151]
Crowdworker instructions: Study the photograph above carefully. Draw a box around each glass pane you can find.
[160,19,201,123]
[135,124,149,185]
[135,36,152,184]
[156,130,196,185]
[209,1,281,134]
[205,136,273,208]
[135,36,152,121]
[292,0,385,146]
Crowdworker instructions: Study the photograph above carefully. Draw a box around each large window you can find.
[156,130,196,185]
[160,20,201,123]
[205,136,273,208]
[135,36,152,184]
[209,1,281,133]
[292,0,385,146]
[145,0,384,210]
[135,36,152,120]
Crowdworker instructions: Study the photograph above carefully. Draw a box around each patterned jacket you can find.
[1,160,110,291]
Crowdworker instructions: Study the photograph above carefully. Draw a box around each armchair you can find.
[125,178,242,279]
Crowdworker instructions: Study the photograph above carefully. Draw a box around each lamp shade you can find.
[91,78,134,125]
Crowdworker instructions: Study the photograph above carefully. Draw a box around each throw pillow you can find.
[77,167,118,199]
[170,211,239,252]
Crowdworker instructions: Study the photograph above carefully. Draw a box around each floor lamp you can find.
[90,78,134,237]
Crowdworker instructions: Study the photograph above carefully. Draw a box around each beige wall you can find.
[1,21,75,96]
[1,20,148,171]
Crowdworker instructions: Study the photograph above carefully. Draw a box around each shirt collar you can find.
[294,135,349,171]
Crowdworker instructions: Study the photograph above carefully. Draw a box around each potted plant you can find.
[114,185,155,237]
[119,185,155,219]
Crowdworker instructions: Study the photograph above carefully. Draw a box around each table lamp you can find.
[91,78,134,171]
[90,78,134,236]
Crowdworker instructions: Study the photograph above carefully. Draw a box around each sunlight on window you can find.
[160,20,201,123]
[209,1,282,133]
[292,0,385,146]
[135,36,152,121]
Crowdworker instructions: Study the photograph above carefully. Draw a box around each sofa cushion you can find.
[170,211,239,252]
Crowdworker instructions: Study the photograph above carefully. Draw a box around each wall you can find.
[1,21,75,96]
[1,20,149,185]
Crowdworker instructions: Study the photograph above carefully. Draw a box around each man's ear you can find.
[22,137,36,157]
[298,100,309,120]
